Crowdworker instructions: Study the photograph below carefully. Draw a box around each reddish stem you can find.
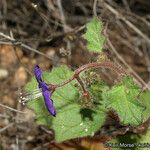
[74,75,90,97]
[48,61,127,92]
[75,62,126,76]
[75,76,87,93]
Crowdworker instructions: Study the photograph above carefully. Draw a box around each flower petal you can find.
[33,65,56,117]
[34,65,42,82]
[41,82,56,117]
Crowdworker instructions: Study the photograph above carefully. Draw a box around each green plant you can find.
[22,17,150,146]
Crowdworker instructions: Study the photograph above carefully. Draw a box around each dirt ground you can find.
[0,0,149,149]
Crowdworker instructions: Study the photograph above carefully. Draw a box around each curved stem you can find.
[48,61,127,91]
[75,61,126,76]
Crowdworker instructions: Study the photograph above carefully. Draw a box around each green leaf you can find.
[139,92,150,122]
[52,104,106,142]
[102,76,145,126]
[25,65,106,142]
[84,17,105,52]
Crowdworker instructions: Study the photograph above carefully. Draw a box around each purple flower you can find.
[34,65,56,117]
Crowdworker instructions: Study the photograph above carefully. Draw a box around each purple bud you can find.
[33,65,56,117]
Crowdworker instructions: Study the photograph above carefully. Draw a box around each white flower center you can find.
[19,89,42,105]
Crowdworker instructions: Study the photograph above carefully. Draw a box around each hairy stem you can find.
[48,61,127,92]
[75,61,126,76]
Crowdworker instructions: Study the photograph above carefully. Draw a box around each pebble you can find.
[46,48,55,58]
[0,45,22,67]
[14,67,27,86]
[27,136,34,141]
[0,68,9,79]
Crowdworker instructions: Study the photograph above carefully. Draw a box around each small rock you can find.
[27,136,34,141]
[46,48,55,58]
[0,68,9,79]
[14,67,27,86]
[0,45,17,67]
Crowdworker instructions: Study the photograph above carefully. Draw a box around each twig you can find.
[0,32,52,60]
[142,81,150,91]
[0,41,12,45]
[56,0,69,33]
[102,1,150,44]
[0,103,26,114]
[0,123,14,133]
[40,126,53,135]
[16,135,19,150]
[93,0,98,16]
[109,31,143,57]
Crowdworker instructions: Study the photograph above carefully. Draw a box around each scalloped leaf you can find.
[84,17,105,52]
[25,65,106,142]
[102,76,145,126]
